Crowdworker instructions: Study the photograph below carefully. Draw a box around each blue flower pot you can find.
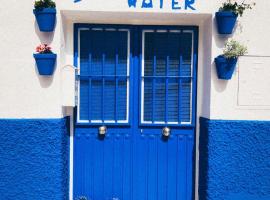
[216,11,238,34]
[33,53,57,76]
[215,55,238,80]
[33,8,56,32]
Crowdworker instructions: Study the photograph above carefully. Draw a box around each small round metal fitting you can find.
[99,126,107,136]
[162,127,170,137]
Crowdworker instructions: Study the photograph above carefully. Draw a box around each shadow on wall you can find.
[34,62,56,88]
[212,17,233,93]
[34,19,56,44]
[212,61,229,92]
[199,16,212,118]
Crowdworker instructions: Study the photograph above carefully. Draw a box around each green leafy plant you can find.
[219,0,255,17]
[34,0,56,10]
[223,39,247,58]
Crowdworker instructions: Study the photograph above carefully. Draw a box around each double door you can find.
[74,24,198,200]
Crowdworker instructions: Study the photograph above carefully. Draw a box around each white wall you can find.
[210,0,270,120]
[1,1,269,200]
[0,0,62,118]
[1,0,269,120]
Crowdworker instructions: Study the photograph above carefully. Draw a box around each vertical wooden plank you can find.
[133,134,147,200]
[83,133,90,199]
[112,133,123,199]
[81,133,86,196]
[177,135,187,200]
[93,133,104,200]
[158,137,168,200]
[147,135,158,200]
[73,130,80,199]
[88,132,95,199]
[167,135,177,200]
[187,134,194,200]
[123,132,132,200]
[103,132,114,200]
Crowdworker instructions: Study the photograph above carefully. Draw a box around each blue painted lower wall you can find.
[199,117,270,200]
[0,118,69,200]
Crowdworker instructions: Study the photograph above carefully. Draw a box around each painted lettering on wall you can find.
[74,0,196,10]
[128,0,196,10]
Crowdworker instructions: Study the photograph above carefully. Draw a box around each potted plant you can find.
[33,0,56,32]
[33,44,57,76]
[215,39,247,80]
[216,0,255,34]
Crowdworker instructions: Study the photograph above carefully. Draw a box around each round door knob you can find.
[99,126,107,136]
[162,127,170,137]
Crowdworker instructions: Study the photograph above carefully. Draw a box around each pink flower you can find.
[36,44,53,54]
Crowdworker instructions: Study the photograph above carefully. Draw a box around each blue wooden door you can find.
[74,25,198,200]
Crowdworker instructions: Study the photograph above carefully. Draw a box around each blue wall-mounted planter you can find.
[33,8,56,32]
[215,55,237,80]
[33,53,57,76]
[216,11,238,34]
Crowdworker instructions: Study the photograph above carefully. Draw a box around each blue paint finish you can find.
[199,118,270,200]
[140,28,198,127]
[172,0,181,10]
[215,55,237,80]
[160,0,164,8]
[78,29,129,123]
[74,24,198,200]
[185,0,196,10]
[141,0,153,8]
[128,0,137,7]
[33,8,56,32]
[74,0,197,10]
[0,118,69,200]
[215,11,238,34]
[33,53,57,76]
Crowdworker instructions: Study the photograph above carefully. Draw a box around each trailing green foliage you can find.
[223,39,247,58]
[34,0,56,10]
[219,0,255,17]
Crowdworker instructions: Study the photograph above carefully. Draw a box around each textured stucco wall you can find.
[199,117,270,200]
[0,118,69,200]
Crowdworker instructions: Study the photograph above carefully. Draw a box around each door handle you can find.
[162,127,170,137]
[99,126,107,136]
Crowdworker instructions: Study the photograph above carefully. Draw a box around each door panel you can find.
[78,28,130,124]
[141,30,195,125]
[74,24,198,200]
[74,128,133,199]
